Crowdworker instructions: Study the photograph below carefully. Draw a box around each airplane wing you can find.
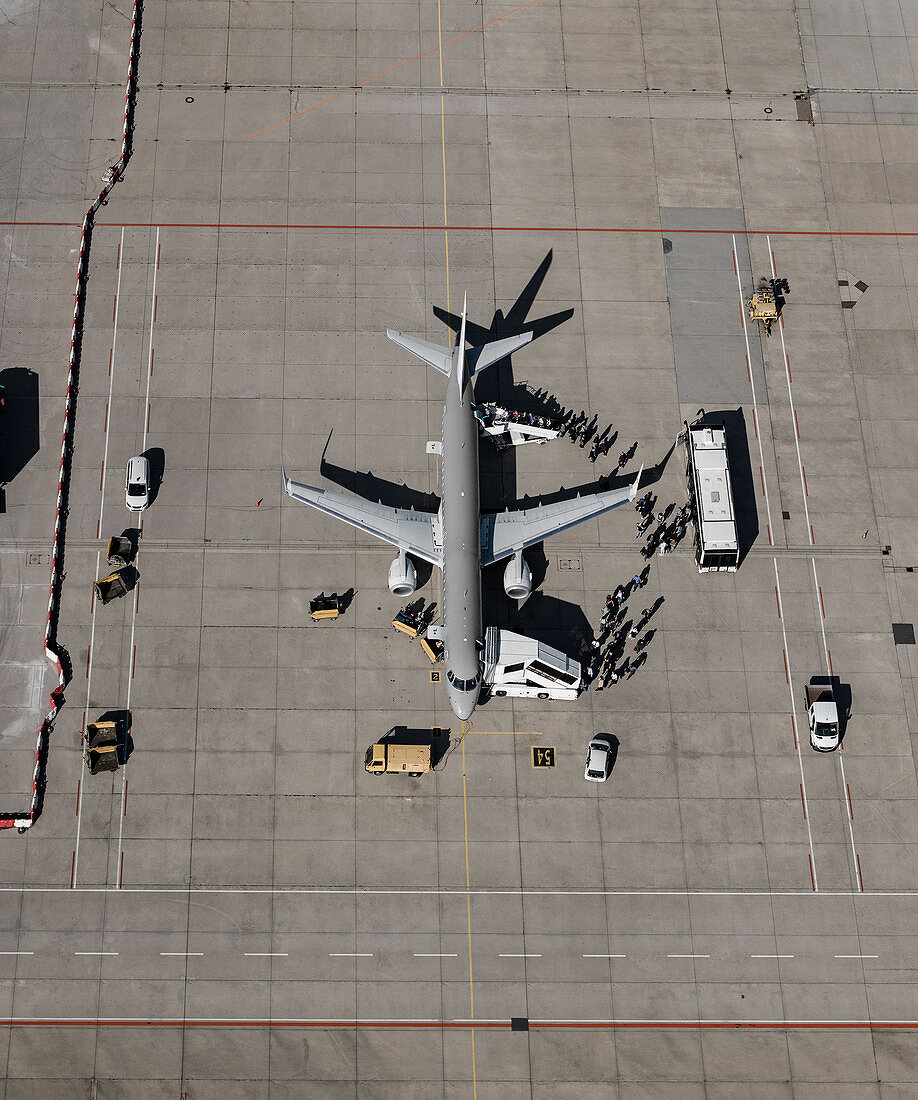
[466,331,533,375]
[480,466,642,567]
[283,472,442,566]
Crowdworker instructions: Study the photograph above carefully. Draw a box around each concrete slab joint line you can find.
[0,2,145,833]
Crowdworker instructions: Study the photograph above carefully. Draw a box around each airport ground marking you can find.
[4,1017,918,1030]
[732,235,774,545]
[461,734,478,1099]
[773,560,818,889]
[242,0,545,141]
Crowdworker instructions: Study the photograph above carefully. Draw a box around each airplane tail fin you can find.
[466,329,533,375]
[387,328,452,376]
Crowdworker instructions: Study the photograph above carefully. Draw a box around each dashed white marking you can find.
[835,954,878,959]
[0,951,33,956]
[74,951,118,956]
[413,953,458,958]
[751,954,795,959]
[244,952,288,957]
[329,953,373,958]
[498,953,542,958]
[667,954,710,959]
[160,952,203,957]
[583,954,627,958]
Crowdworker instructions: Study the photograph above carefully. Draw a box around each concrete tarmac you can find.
[1,0,918,1094]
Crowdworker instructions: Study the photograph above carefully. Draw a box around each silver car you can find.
[584,735,614,783]
[124,455,151,511]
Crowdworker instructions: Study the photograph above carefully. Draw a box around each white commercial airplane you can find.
[283,298,642,721]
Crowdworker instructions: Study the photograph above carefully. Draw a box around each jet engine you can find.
[503,551,531,600]
[388,550,417,597]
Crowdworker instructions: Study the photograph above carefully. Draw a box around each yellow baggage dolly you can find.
[309,593,341,621]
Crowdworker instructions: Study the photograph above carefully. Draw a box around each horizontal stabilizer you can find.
[387,329,453,376]
[467,331,533,375]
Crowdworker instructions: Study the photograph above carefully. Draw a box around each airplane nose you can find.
[449,690,475,722]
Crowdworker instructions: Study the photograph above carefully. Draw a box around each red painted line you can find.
[135,583,140,614]
[11,218,918,237]
[0,1018,915,1030]
[767,523,773,546]
[118,851,124,888]
[846,782,854,820]
[149,346,154,375]
[808,854,816,891]
[108,347,112,375]
[131,644,136,679]
[96,518,100,540]
[90,587,95,614]
[123,780,128,817]
[782,650,789,683]
[69,852,76,889]
[116,241,121,269]
[146,405,151,432]
[153,295,157,323]
[85,646,91,678]
[745,354,751,383]
[74,781,80,816]
[775,586,781,619]
[771,249,776,271]
[759,466,766,494]
[799,783,807,820]
[828,649,834,678]
[802,466,809,496]
[785,353,792,382]
[103,403,108,433]
[732,250,737,276]
[793,409,800,439]
[856,854,864,892]
[112,296,117,323]
[752,406,758,438]
[791,716,798,749]
[156,241,161,269]
[818,586,826,619]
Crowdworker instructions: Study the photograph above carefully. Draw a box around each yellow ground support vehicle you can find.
[82,720,121,775]
[364,726,450,776]
[746,283,778,334]
[309,593,341,621]
[93,569,129,604]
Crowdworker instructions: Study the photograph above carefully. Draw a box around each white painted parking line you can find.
[835,954,878,959]
[751,954,795,959]
[414,953,459,957]
[244,953,288,957]
[498,953,542,958]
[74,951,119,956]
[774,560,819,890]
[667,954,710,959]
[583,954,627,958]
[329,953,373,958]
[0,951,33,956]
[160,952,203,957]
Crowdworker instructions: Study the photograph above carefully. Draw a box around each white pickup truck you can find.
[805,682,840,752]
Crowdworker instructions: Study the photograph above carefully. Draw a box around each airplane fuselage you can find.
[440,368,484,721]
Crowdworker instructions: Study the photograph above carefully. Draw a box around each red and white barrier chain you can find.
[0,1,142,831]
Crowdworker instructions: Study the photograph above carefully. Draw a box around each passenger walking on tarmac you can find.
[630,574,641,592]
[614,584,627,605]
[629,624,639,639]
[617,452,628,469]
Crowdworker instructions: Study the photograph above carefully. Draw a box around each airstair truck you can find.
[482,627,582,700]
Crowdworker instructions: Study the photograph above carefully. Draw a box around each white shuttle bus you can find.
[482,627,582,700]
[685,422,739,573]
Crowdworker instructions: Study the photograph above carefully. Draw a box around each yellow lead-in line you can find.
[437,0,450,317]
[461,736,477,1098]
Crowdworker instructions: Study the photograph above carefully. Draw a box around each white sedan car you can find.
[584,735,614,783]
[124,455,151,511]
